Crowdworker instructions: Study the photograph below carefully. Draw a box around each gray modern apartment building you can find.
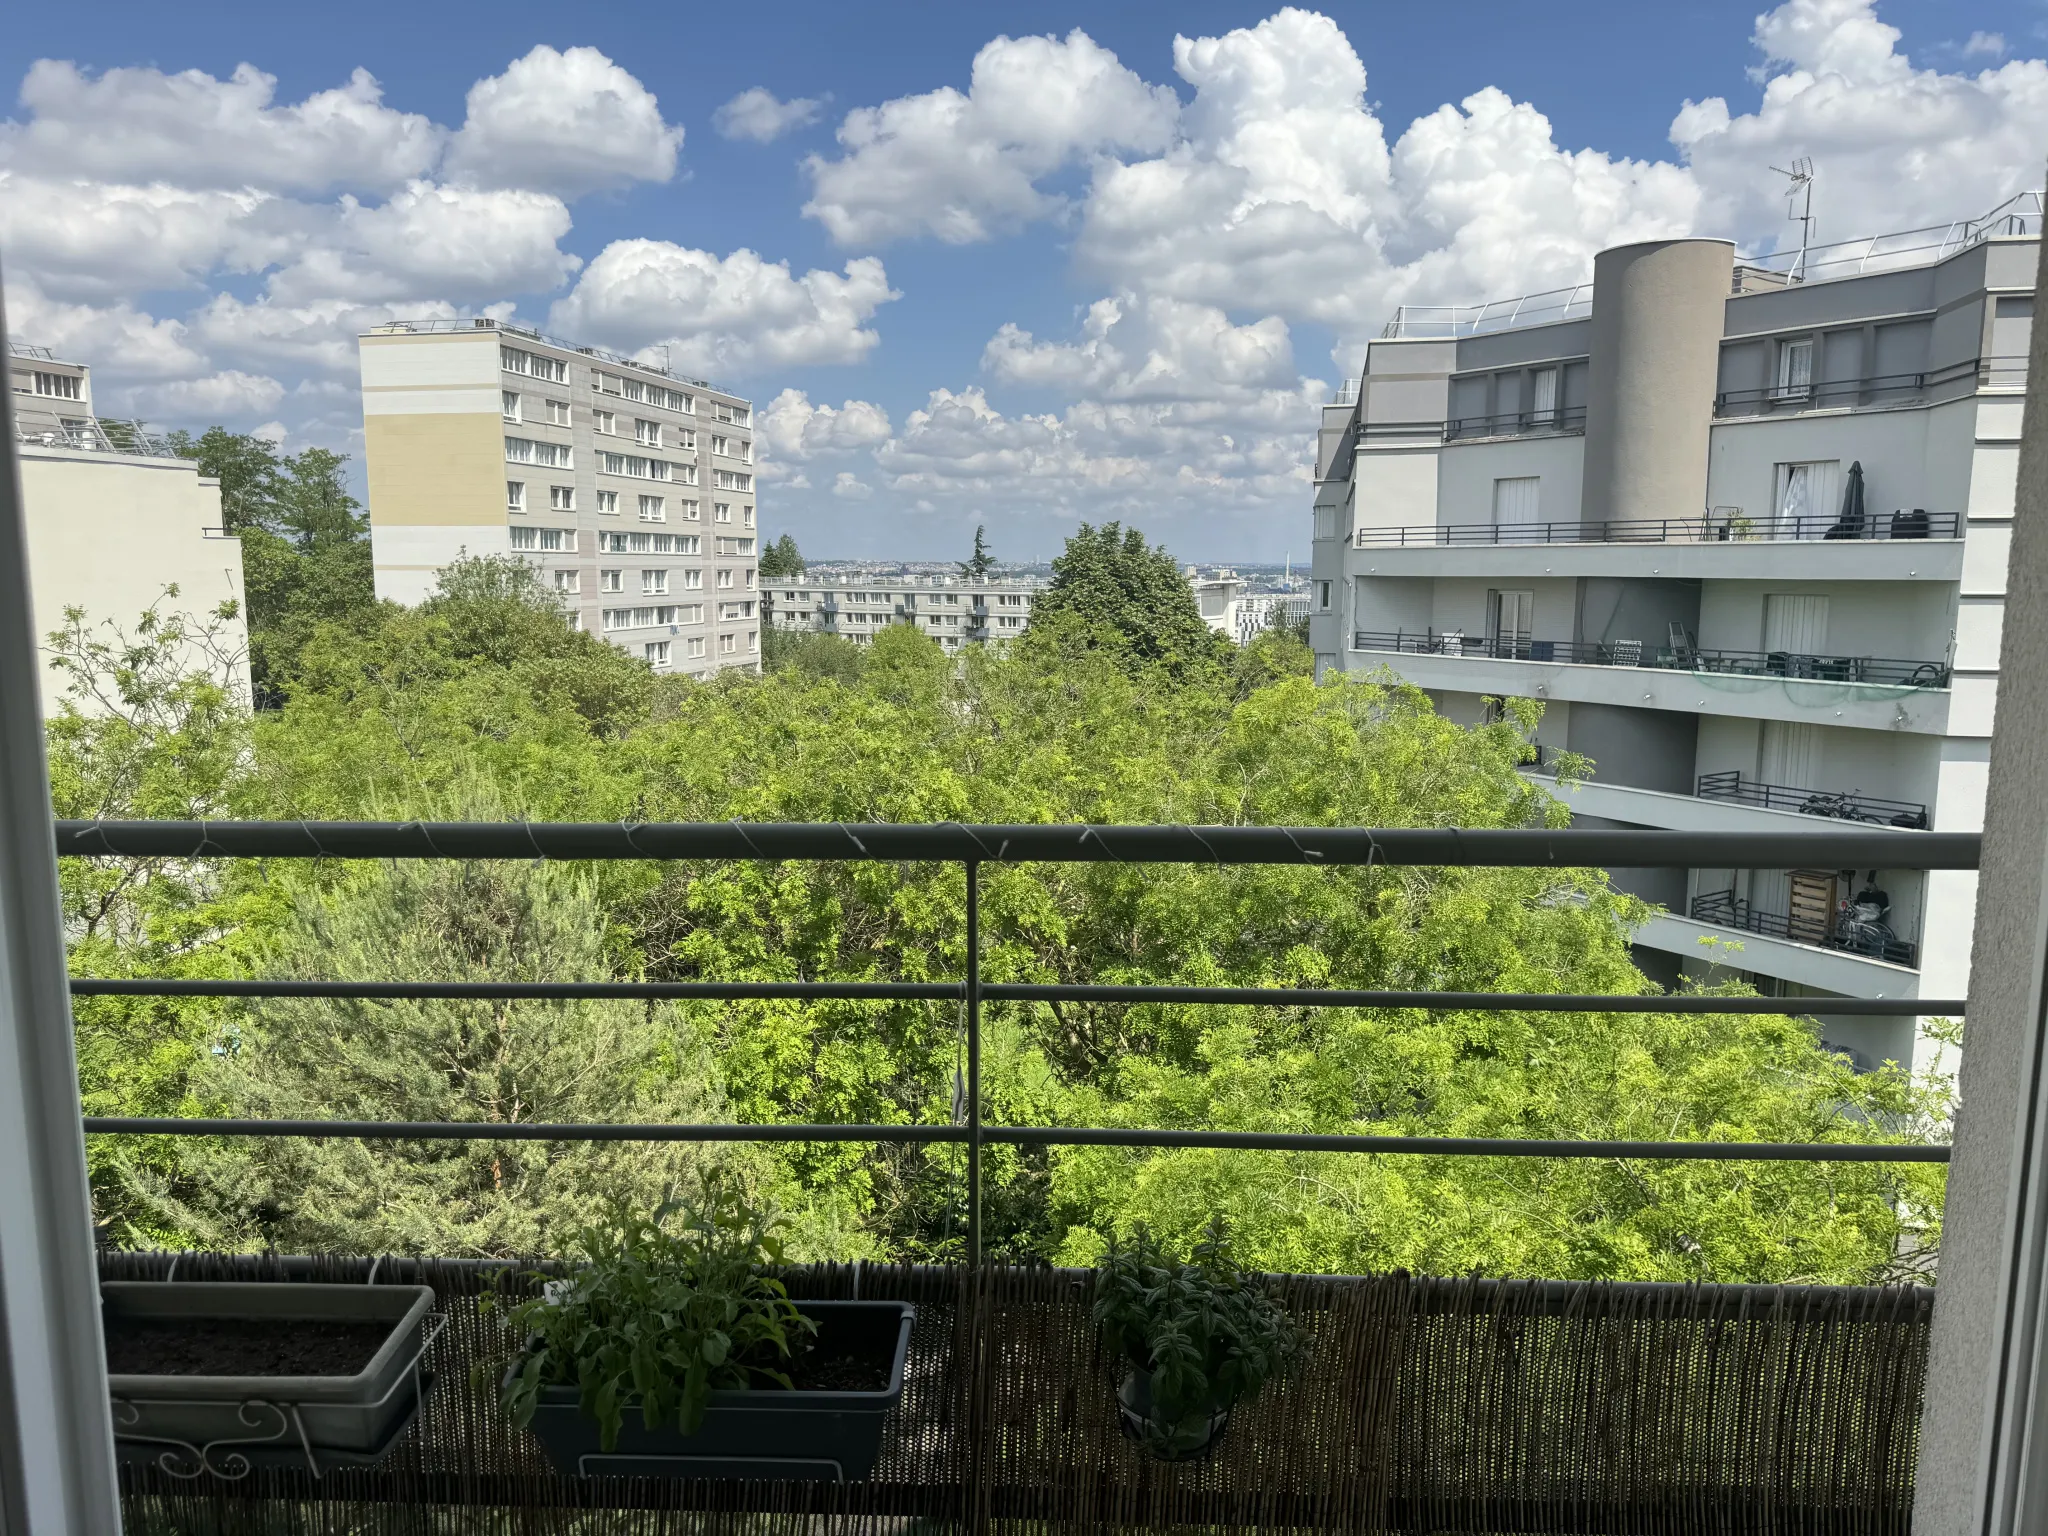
[766,574,1039,652]
[1309,195,2041,1073]
[358,319,760,679]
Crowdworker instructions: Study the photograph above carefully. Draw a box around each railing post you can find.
[965,859,982,1269]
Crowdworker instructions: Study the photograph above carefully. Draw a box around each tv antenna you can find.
[1771,159,1816,280]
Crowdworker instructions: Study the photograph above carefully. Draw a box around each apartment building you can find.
[358,319,760,679]
[766,574,1040,650]
[1309,195,2040,1073]
[9,342,249,705]
[1191,572,1312,645]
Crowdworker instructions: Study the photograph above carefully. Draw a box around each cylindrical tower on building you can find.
[1580,239,1733,529]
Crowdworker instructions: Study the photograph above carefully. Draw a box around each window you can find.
[501,347,566,381]
[506,437,571,468]
[679,499,701,521]
[677,535,701,554]
[510,526,537,549]
[593,408,617,435]
[502,391,521,421]
[1488,589,1535,654]
[714,402,749,426]
[718,569,736,590]
[638,494,666,522]
[1493,476,1543,540]
[598,452,669,480]
[714,470,751,491]
[540,528,573,552]
[593,371,622,396]
[550,485,576,511]
[720,633,737,654]
[998,616,1023,629]
[678,603,705,625]
[636,419,662,447]
[711,435,728,457]
[749,630,759,652]
[1776,338,1814,399]
[554,569,579,593]
[506,480,526,512]
[714,502,732,523]
[679,429,697,451]
[642,569,669,595]
[743,505,755,528]
[1529,368,1559,424]
[623,378,646,403]
[746,569,757,589]
[686,636,706,658]
[998,594,1024,607]
[645,641,671,668]
[677,463,698,485]
[684,569,704,589]
[1317,581,1332,610]
[1773,460,1842,534]
[596,489,619,515]
[543,399,571,426]
[601,569,623,592]
[33,371,82,399]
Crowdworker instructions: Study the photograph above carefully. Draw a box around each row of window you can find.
[506,484,754,526]
[1474,458,1866,532]
[803,590,1031,606]
[602,600,758,630]
[500,346,568,382]
[14,370,83,400]
[641,632,757,668]
[504,436,573,469]
[504,345,755,431]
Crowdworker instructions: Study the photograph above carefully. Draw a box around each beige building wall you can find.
[18,445,249,709]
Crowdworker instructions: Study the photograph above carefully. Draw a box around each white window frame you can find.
[550,485,575,511]
[1775,337,1815,400]
[638,494,666,523]
[596,489,619,515]
[642,569,669,595]
[507,481,526,512]
[502,391,521,422]
[601,569,623,593]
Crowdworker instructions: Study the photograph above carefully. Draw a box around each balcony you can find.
[1443,403,1588,443]
[1691,887,1918,968]
[1713,356,2026,418]
[1353,630,1951,689]
[1697,771,1929,829]
[1354,509,1960,548]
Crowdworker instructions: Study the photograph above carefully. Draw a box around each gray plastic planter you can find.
[523,1299,913,1480]
[103,1281,437,1474]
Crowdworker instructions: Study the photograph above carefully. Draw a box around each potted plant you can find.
[492,1176,913,1481]
[1091,1217,1301,1461]
[102,1279,439,1476]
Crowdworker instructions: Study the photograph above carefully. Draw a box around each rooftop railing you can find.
[7,339,59,361]
[60,818,1971,1529]
[365,318,738,399]
[12,413,175,458]
[1353,509,1960,547]
[1352,630,1951,688]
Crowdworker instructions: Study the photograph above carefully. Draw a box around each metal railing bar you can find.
[79,1116,1950,1162]
[52,821,1982,870]
[65,977,1960,1015]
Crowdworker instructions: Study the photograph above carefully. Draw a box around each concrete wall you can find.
[1435,434,1587,529]
[1582,239,1734,524]
[1695,578,1954,662]
[1566,703,1699,794]
[18,447,248,708]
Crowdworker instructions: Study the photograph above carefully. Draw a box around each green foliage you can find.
[761,626,868,683]
[1231,620,1314,695]
[1026,522,1226,674]
[491,1178,816,1450]
[1093,1217,1301,1457]
[759,534,805,579]
[164,428,376,697]
[182,850,721,1256]
[960,524,996,582]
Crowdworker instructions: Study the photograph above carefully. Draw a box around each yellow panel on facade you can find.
[364,414,504,528]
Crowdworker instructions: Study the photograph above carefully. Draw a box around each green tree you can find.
[164,428,376,697]
[960,524,995,582]
[1026,522,1227,673]
[187,852,723,1256]
[761,627,867,683]
[759,534,805,579]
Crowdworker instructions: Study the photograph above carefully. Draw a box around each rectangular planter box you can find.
[525,1299,913,1481]
[103,1281,437,1466]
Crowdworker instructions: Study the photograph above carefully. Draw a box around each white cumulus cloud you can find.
[715,88,825,143]
[758,389,894,459]
[549,242,899,374]
[803,29,1180,244]
[444,45,683,196]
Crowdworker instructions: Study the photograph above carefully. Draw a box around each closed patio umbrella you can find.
[1826,460,1867,539]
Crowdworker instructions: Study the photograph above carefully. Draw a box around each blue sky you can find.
[2,0,2042,563]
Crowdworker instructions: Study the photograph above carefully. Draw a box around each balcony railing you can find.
[58,818,1974,1530]
[1697,771,1930,829]
[1714,356,2024,417]
[1354,509,1960,546]
[1443,404,1588,442]
[1352,630,1952,688]
[1691,888,1918,967]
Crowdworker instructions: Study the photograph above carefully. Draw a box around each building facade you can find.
[766,574,1040,651]
[10,342,249,707]
[1309,198,2040,1072]
[1192,573,1312,645]
[358,319,760,679]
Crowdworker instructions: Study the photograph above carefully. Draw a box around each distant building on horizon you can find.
[766,571,1041,652]
[1191,570,1310,645]
[357,319,760,680]
[9,340,248,706]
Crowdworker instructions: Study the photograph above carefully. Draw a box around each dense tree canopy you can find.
[1027,522,1227,673]
[759,534,805,579]
[47,537,1951,1279]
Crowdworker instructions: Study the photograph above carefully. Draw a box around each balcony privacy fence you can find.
[1350,632,1952,689]
[1691,889,1918,968]
[1353,510,1961,547]
[1712,357,2026,417]
[63,819,1973,1533]
[1442,405,1589,442]
[104,1249,1934,1536]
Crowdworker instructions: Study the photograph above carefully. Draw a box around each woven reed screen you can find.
[101,1251,1931,1535]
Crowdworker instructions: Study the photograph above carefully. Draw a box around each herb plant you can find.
[490,1176,816,1451]
[1091,1217,1302,1455]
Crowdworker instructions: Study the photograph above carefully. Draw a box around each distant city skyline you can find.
[2,0,2043,560]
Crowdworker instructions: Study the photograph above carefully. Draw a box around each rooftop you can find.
[1377,190,2044,341]
[12,412,177,459]
[364,316,744,401]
